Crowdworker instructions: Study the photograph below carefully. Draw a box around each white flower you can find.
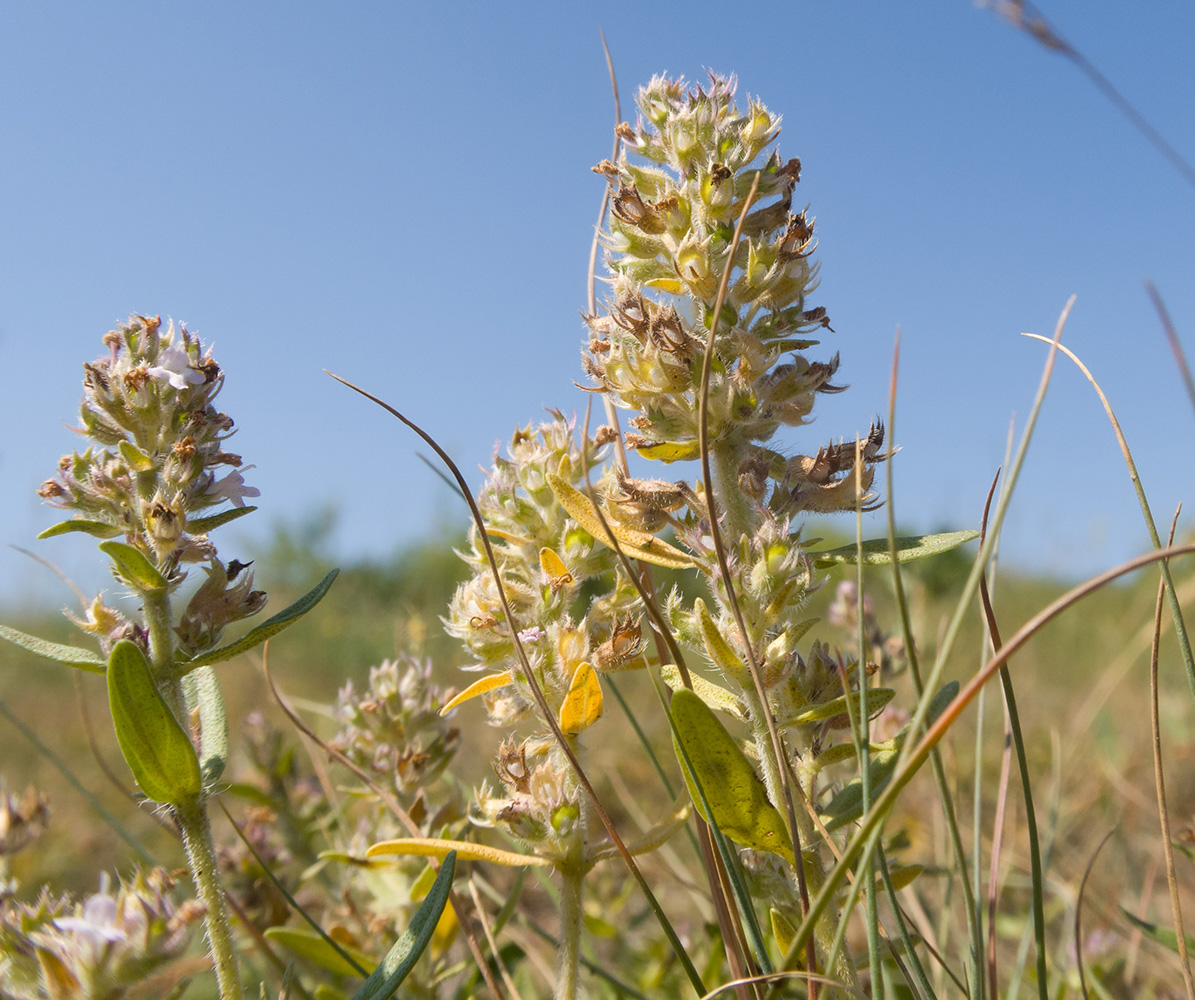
[207,466,261,507]
[54,891,126,949]
[147,344,204,390]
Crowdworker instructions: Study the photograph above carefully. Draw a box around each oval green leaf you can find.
[118,441,157,472]
[98,541,168,592]
[670,688,794,864]
[107,640,201,806]
[347,851,456,1000]
[179,569,339,672]
[810,530,979,569]
[0,625,104,673]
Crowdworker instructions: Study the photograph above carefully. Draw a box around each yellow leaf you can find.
[694,598,748,681]
[364,837,552,867]
[635,440,700,462]
[660,664,746,720]
[546,474,695,569]
[539,546,574,589]
[440,672,512,715]
[559,662,603,734]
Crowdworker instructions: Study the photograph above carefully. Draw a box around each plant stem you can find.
[178,800,244,1000]
[556,864,584,1000]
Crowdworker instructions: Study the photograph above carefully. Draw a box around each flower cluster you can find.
[37,315,265,656]
[0,870,201,999]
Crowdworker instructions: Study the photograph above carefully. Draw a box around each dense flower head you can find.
[0,870,200,1000]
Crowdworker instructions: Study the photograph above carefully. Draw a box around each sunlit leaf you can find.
[107,640,201,806]
[547,474,695,569]
[670,688,795,864]
[99,541,168,591]
[694,598,748,681]
[635,440,700,462]
[186,506,258,534]
[364,838,551,868]
[809,530,979,568]
[779,687,896,727]
[558,662,602,734]
[36,519,121,540]
[118,441,157,472]
[0,626,104,673]
[660,665,745,720]
[179,570,339,671]
[439,671,512,715]
[265,927,376,978]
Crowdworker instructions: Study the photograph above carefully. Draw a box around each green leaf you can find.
[98,541,168,592]
[183,666,228,786]
[264,927,377,978]
[819,739,902,832]
[779,687,896,727]
[1121,909,1195,956]
[186,506,258,534]
[0,626,104,673]
[118,441,157,472]
[347,851,457,1000]
[659,665,745,720]
[809,530,979,569]
[36,519,122,540]
[670,688,794,864]
[179,570,339,672]
[107,640,202,806]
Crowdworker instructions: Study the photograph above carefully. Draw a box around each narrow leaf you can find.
[118,441,157,472]
[558,662,602,734]
[36,519,121,540]
[98,541,168,591]
[346,851,456,1000]
[810,530,979,568]
[183,666,228,786]
[670,688,794,864]
[107,640,201,806]
[440,671,511,715]
[186,506,258,534]
[364,838,551,868]
[819,740,902,832]
[0,626,104,673]
[547,474,695,569]
[635,440,700,462]
[179,569,339,671]
[265,927,377,978]
[780,687,896,727]
[1121,909,1195,956]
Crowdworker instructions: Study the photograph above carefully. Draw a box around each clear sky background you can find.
[1,2,1193,609]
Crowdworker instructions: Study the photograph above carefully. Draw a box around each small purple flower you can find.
[207,466,261,508]
[147,344,205,390]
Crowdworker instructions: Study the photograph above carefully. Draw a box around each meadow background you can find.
[1,2,1194,995]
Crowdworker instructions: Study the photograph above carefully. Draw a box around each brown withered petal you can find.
[593,425,620,447]
[37,480,65,499]
[613,467,690,511]
[591,158,620,178]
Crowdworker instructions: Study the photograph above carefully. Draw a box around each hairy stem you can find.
[556,864,584,1000]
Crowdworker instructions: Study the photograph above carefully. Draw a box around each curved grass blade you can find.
[365,838,551,868]
[179,569,339,672]
[347,851,457,1000]
[0,625,104,673]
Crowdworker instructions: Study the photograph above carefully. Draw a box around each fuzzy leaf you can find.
[265,927,376,978]
[364,838,551,868]
[183,666,228,786]
[547,474,695,569]
[694,598,747,680]
[439,671,512,715]
[346,851,457,1000]
[819,739,902,832]
[98,541,168,591]
[660,664,745,720]
[118,441,157,472]
[770,907,796,955]
[107,640,201,806]
[0,626,105,673]
[186,506,258,534]
[36,519,122,540]
[558,662,602,734]
[179,569,339,671]
[810,530,979,568]
[812,741,888,771]
[670,688,795,864]
[780,687,897,727]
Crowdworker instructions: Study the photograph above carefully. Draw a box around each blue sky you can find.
[1,2,1193,608]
